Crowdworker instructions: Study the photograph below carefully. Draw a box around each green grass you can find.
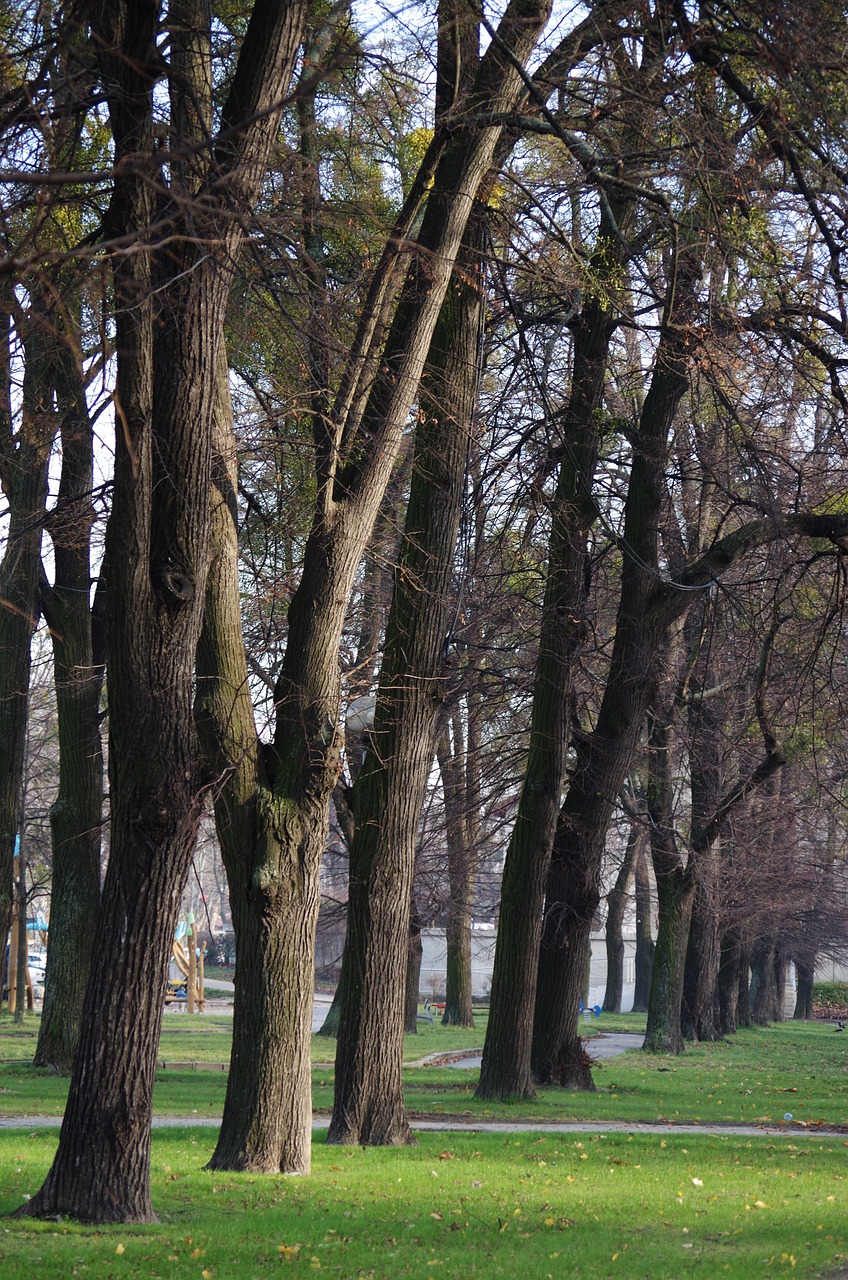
[2,1015,846,1128]
[0,1129,846,1278]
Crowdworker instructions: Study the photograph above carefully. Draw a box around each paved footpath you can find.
[4,1030,844,1140]
[2,1115,843,1139]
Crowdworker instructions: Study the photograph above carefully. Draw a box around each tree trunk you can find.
[35,325,105,1071]
[328,206,484,1148]
[20,0,311,1221]
[793,957,814,1020]
[643,867,696,1053]
[632,841,655,1012]
[438,707,480,1028]
[717,927,741,1034]
[602,816,642,1013]
[0,297,54,979]
[750,937,780,1024]
[317,984,342,1038]
[532,907,596,1090]
[478,205,625,1100]
[205,0,554,1167]
[405,914,424,1034]
[736,940,752,1027]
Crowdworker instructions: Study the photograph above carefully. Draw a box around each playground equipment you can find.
[167,912,206,1013]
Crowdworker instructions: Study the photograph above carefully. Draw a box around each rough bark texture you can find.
[644,868,696,1053]
[20,0,310,1221]
[524,263,695,1091]
[203,0,554,1169]
[34,324,104,1071]
[328,207,485,1147]
[0,297,54,974]
[478,205,624,1100]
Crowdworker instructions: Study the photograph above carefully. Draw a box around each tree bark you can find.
[328,205,485,1147]
[438,707,480,1028]
[34,320,105,1071]
[404,913,424,1034]
[204,0,554,1169]
[793,957,814,1020]
[750,937,780,1024]
[632,840,655,1012]
[717,927,741,1034]
[0,295,54,978]
[602,815,642,1013]
[20,0,310,1221]
[478,196,626,1100]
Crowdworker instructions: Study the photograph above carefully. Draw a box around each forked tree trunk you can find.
[205,0,554,1167]
[19,0,311,1222]
[478,207,625,1100]
[328,211,485,1147]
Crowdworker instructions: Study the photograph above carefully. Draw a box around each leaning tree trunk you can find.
[524,265,696,1091]
[35,324,105,1072]
[328,205,484,1148]
[19,0,311,1222]
[206,0,554,1169]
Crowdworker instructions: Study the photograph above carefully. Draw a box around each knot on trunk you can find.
[152,561,195,605]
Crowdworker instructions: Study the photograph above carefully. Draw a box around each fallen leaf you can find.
[115,1244,125,1256]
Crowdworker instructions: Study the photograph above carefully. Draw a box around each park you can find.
[2,0,848,1274]
[1,991,847,1277]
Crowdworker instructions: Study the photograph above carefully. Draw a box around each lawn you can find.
[1,1013,846,1129]
[0,1128,845,1279]
[1,1015,847,1277]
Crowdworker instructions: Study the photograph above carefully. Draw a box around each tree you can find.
[200,0,554,1173]
[19,0,311,1223]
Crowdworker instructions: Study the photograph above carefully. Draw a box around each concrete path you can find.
[437,1031,644,1070]
[1,1115,841,1139]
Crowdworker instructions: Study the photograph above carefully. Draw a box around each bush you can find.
[812,980,848,1020]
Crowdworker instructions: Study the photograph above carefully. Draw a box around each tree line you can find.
[1,0,847,1222]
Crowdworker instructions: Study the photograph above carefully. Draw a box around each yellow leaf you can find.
[278,1245,300,1259]
[115,1244,125,1256]
[612,1252,619,1261]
